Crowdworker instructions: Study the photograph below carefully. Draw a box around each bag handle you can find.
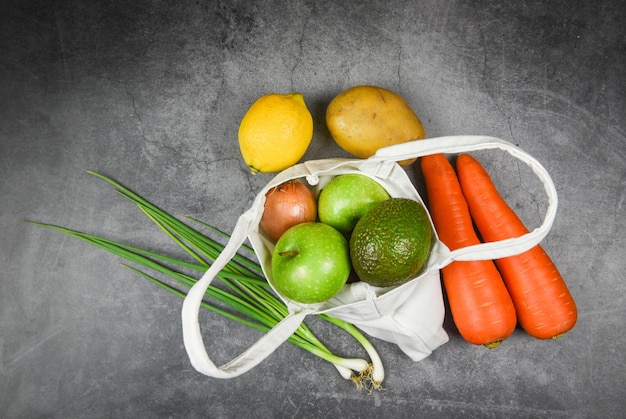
[181,209,311,378]
[371,135,558,265]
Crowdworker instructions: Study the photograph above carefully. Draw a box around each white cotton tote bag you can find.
[181,135,559,378]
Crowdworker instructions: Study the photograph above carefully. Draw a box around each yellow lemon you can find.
[238,93,313,173]
[325,85,426,165]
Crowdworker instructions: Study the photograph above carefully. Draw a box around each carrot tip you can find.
[484,340,504,349]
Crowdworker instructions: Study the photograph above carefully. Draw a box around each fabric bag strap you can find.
[181,210,312,378]
[371,135,558,266]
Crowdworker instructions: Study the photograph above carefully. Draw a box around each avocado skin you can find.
[350,198,433,287]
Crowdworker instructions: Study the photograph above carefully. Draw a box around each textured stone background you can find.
[2,1,624,417]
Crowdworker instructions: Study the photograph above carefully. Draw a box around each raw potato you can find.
[326,85,426,165]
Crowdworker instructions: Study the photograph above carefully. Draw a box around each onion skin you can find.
[260,180,317,242]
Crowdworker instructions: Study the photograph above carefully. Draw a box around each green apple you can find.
[317,174,390,235]
[271,222,351,304]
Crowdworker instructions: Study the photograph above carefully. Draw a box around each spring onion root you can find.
[26,171,385,392]
[320,314,385,392]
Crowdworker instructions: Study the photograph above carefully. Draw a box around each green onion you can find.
[26,171,384,391]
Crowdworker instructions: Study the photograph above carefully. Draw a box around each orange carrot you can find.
[421,154,517,348]
[456,153,577,339]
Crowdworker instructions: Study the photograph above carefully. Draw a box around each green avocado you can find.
[349,198,433,287]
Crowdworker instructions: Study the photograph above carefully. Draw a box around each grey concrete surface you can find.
[2,1,624,418]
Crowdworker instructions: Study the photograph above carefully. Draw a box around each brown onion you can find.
[260,179,317,242]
